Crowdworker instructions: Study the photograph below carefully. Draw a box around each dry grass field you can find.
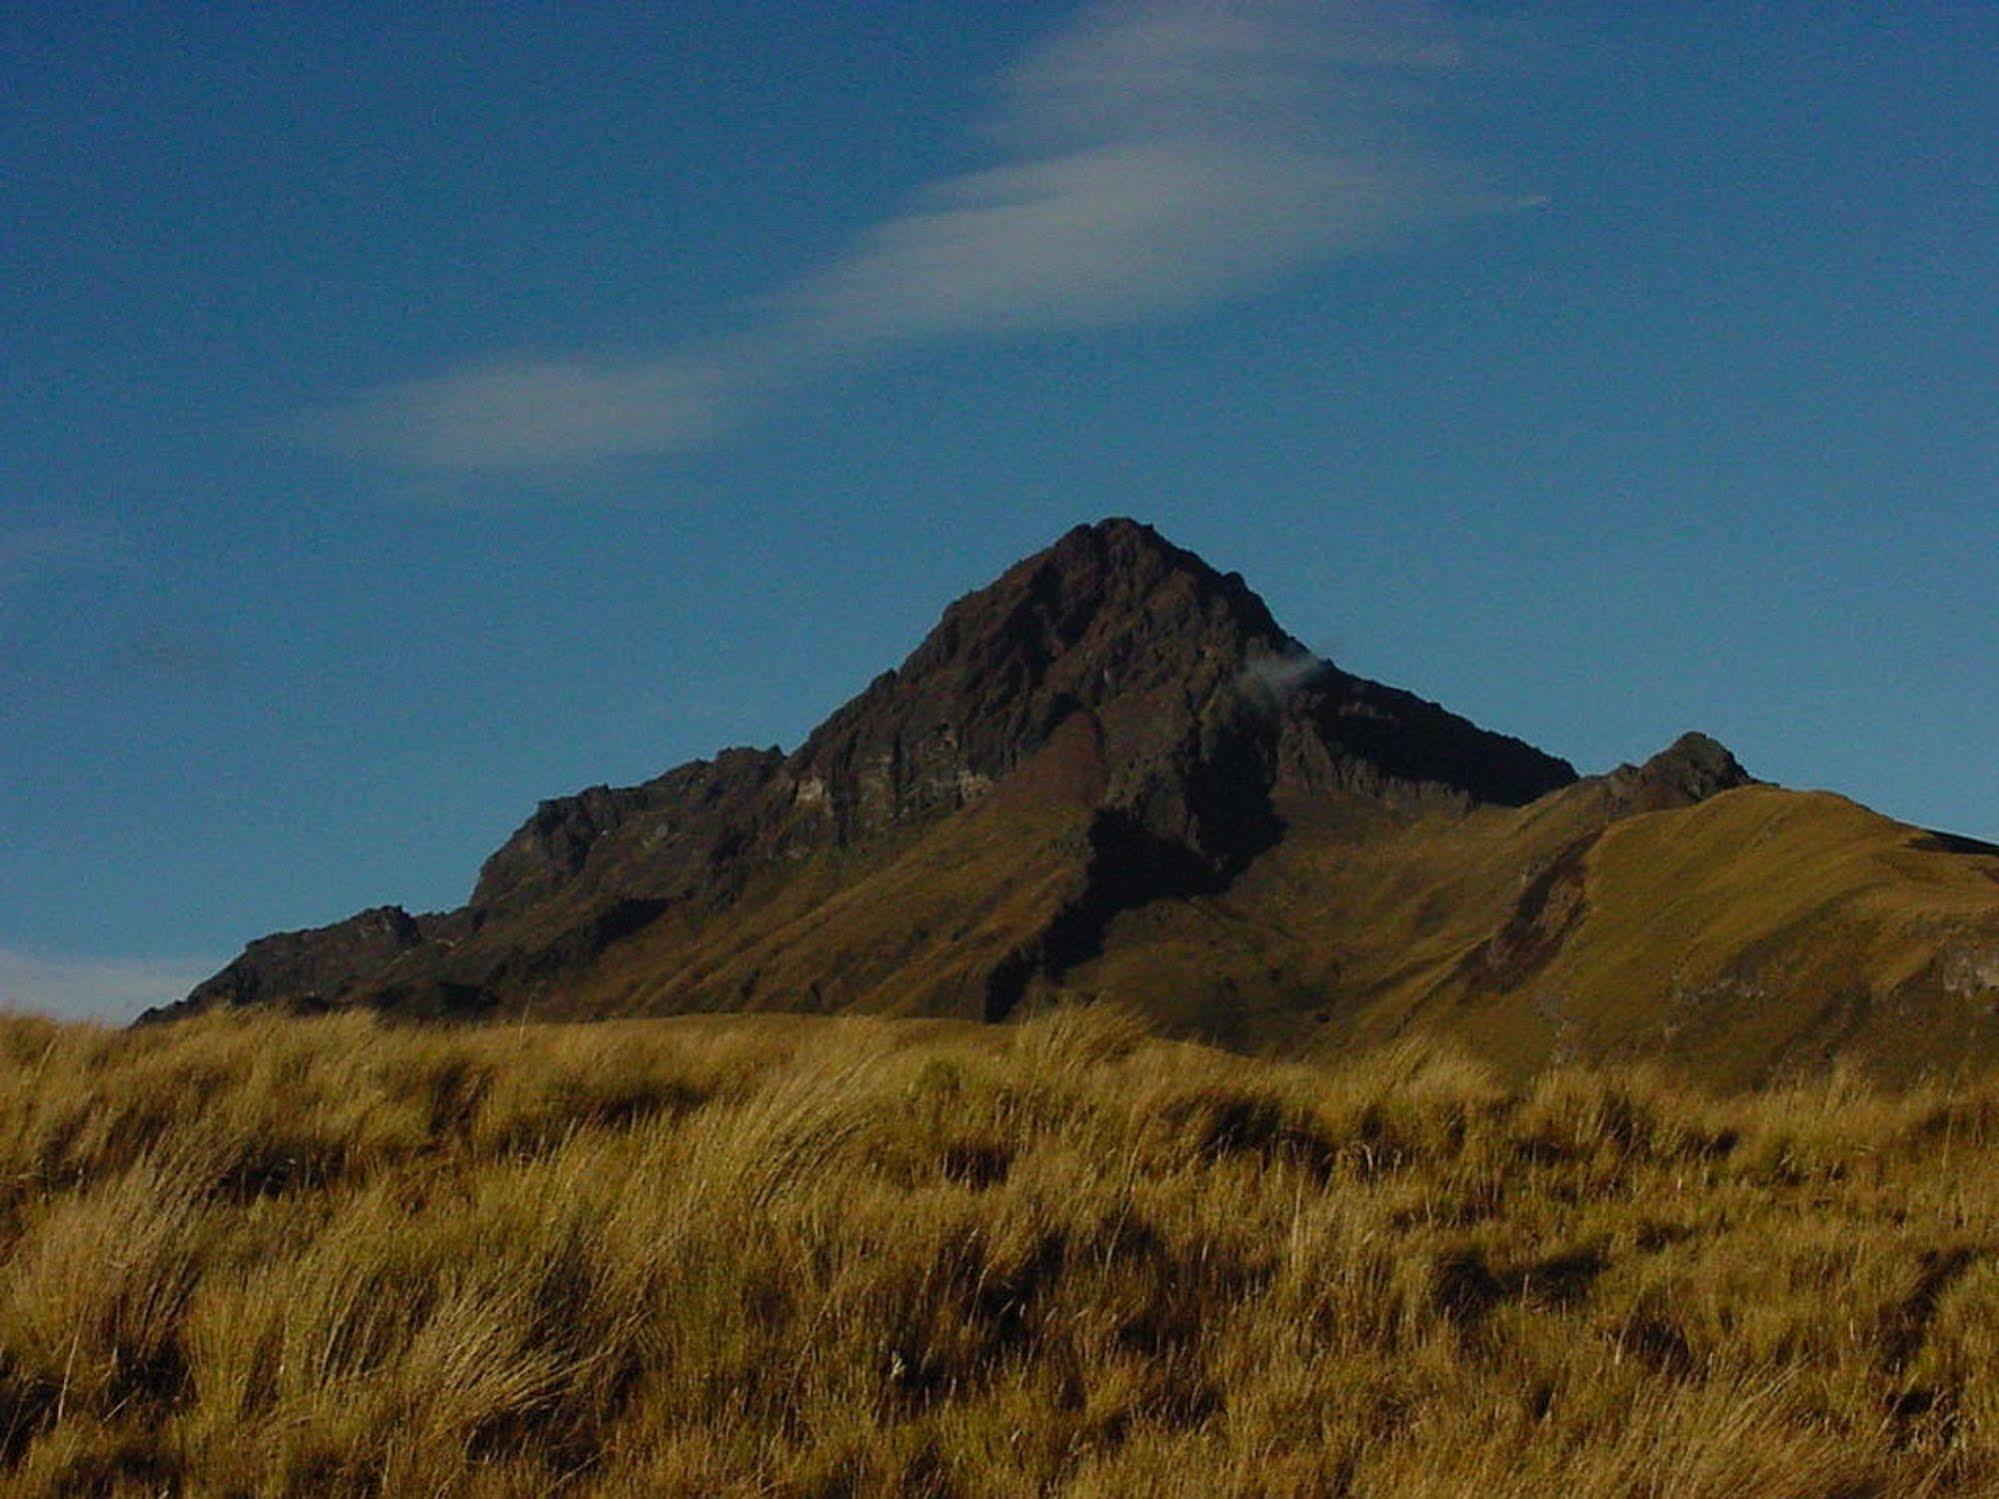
[5,1005,1999,1496]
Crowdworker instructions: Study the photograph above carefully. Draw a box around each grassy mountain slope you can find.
[1511,787,1999,1084]
[1070,779,1999,1085]
[559,785,1098,1022]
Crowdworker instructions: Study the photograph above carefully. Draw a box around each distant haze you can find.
[0,949,217,1025]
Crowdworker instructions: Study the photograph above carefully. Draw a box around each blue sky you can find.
[3,2,1993,1019]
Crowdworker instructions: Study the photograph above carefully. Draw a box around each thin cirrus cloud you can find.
[306,0,1505,476]
[786,0,1479,347]
[299,353,746,475]
[0,947,217,1024]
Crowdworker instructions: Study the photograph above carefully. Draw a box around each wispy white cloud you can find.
[1239,644,1329,700]
[307,0,1516,476]
[0,947,215,1023]
[300,353,746,474]
[791,0,1479,347]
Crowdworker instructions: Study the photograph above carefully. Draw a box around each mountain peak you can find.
[1044,515,1244,580]
[783,518,1303,845]
[955,515,1290,666]
[1051,515,1188,559]
[1607,731,1756,813]
[163,519,1579,1026]
[153,522,1999,1085]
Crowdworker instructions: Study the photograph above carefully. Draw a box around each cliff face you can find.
[159,519,1999,1084]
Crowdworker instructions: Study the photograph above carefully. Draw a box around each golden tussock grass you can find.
[3,1004,1999,1495]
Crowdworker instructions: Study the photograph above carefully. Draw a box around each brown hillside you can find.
[1071,753,1999,1085]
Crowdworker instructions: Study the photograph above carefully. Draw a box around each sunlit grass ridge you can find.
[3,1004,1997,1494]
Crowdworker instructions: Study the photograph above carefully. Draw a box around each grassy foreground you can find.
[4,1009,1999,1496]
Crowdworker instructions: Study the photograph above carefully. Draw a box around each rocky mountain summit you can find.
[166,520,1570,1020]
[159,520,1999,1084]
